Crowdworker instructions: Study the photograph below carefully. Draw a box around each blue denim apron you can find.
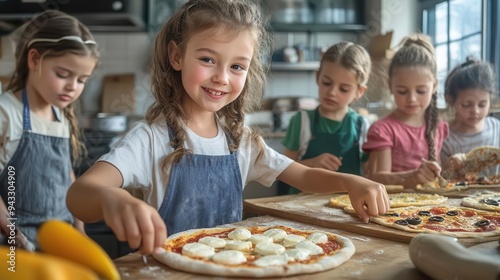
[0,90,73,247]
[158,130,242,236]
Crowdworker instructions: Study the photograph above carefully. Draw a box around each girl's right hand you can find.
[345,175,390,223]
[413,160,442,184]
[101,188,167,255]
[310,153,343,171]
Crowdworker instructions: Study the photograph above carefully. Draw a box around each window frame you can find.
[419,0,491,107]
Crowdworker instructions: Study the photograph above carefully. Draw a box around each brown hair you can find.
[389,34,439,161]
[7,10,100,165]
[147,0,272,171]
[320,41,372,86]
[445,56,496,104]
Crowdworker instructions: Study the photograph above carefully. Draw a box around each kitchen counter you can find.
[112,214,499,280]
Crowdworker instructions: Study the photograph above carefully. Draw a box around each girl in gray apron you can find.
[0,90,73,249]
[158,129,243,235]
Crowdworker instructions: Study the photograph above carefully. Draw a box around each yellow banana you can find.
[0,245,99,280]
[38,220,120,280]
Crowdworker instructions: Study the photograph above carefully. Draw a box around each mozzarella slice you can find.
[285,248,310,261]
[181,243,215,258]
[263,228,287,242]
[224,240,252,251]
[306,232,328,244]
[198,236,226,248]
[228,227,252,240]
[248,234,273,245]
[212,250,247,265]
[282,234,306,247]
[295,241,324,255]
[253,254,288,267]
[254,242,286,255]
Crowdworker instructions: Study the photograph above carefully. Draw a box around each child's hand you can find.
[413,160,442,184]
[101,189,167,255]
[449,153,466,170]
[346,176,390,223]
[310,153,343,171]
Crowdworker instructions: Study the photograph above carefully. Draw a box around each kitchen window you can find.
[420,0,487,108]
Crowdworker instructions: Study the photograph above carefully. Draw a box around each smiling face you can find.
[170,27,254,117]
[316,61,365,119]
[27,50,96,110]
[450,88,490,130]
[389,67,436,120]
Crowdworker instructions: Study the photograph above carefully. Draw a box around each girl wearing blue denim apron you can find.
[0,90,73,248]
[158,130,242,235]
[66,0,390,256]
[0,10,99,249]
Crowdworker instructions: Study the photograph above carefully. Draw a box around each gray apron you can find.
[0,90,73,247]
[158,129,242,235]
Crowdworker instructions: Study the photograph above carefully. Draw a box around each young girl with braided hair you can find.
[362,34,449,188]
[0,10,99,249]
[67,0,389,255]
[441,57,500,176]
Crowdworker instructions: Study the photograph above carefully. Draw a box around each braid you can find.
[63,104,86,166]
[425,93,438,161]
[160,106,191,171]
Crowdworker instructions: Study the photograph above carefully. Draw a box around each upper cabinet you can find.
[262,0,365,32]
[262,0,366,71]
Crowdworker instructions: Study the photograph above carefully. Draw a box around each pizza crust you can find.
[416,181,468,193]
[329,193,448,208]
[462,191,500,212]
[442,146,500,180]
[153,227,355,278]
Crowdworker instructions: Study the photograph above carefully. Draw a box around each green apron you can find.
[286,108,362,194]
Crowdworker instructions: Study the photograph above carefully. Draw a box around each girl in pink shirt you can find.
[362,34,449,188]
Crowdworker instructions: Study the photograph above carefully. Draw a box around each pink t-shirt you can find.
[362,113,449,172]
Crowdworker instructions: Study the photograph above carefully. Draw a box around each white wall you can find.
[0,32,154,116]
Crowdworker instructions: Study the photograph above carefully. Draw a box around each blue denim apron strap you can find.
[158,128,243,235]
[0,89,73,248]
[22,89,31,131]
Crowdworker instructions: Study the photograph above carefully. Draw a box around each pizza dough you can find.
[442,146,500,180]
[329,193,448,208]
[417,175,500,193]
[462,191,500,212]
[344,205,500,238]
[153,226,355,277]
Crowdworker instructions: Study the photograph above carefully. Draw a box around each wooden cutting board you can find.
[243,193,500,245]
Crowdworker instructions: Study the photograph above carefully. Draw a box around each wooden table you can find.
[114,215,496,280]
[113,193,500,279]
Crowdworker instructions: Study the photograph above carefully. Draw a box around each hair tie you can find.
[28,35,97,48]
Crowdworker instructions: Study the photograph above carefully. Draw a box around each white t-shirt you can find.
[441,116,500,176]
[99,120,294,209]
[0,92,69,171]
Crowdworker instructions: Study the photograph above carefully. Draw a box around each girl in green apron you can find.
[0,10,99,249]
[280,42,372,194]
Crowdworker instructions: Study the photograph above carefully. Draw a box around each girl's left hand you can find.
[449,153,466,170]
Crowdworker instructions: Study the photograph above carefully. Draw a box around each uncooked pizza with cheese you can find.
[153,225,355,277]
[420,146,500,193]
[417,175,500,193]
[344,205,500,238]
[329,193,448,208]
